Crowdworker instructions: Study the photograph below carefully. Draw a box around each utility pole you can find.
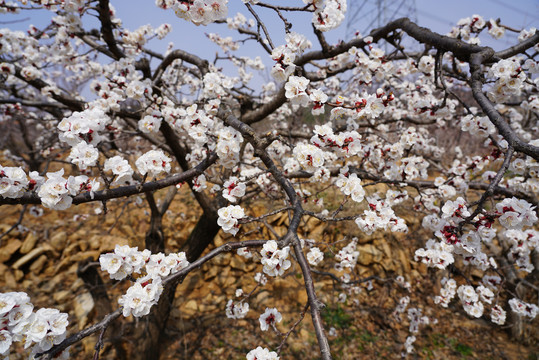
[346,0,417,42]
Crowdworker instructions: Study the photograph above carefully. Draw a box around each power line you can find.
[346,0,418,38]
[489,0,539,21]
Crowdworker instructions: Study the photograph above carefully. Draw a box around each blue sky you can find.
[2,0,538,87]
[5,0,538,50]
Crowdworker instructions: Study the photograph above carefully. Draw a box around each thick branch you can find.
[494,32,539,59]
[97,0,125,60]
[0,153,217,206]
[152,49,209,84]
[469,52,539,160]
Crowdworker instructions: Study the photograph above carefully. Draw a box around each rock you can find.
[356,244,384,266]
[254,291,270,305]
[0,223,12,234]
[230,257,247,272]
[40,275,64,293]
[89,234,101,250]
[50,231,68,252]
[309,222,327,239]
[378,240,396,271]
[73,292,95,329]
[182,299,198,316]
[53,290,72,304]
[0,239,22,263]
[213,253,230,266]
[398,249,412,273]
[296,290,308,305]
[216,269,236,288]
[20,232,38,254]
[29,254,48,274]
[2,265,17,288]
[63,242,79,256]
[68,251,100,263]
[14,269,24,281]
[22,279,35,289]
[99,235,129,253]
[0,224,20,238]
[203,265,220,281]
[79,240,88,251]
[71,278,85,292]
[12,245,52,269]
[274,212,289,227]
[119,224,136,239]
[213,234,225,247]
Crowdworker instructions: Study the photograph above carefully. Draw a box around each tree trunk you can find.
[77,258,127,359]
[130,208,220,360]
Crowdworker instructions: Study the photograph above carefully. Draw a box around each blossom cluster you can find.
[335,171,365,203]
[447,14,487,40]
[355,196,408,235]
[293,143,325,172]
[270,32,311,82]
[308,0,347,32]
[433,277,457,308]
[202,71,237,98]
[57,108,111,147]
[433,278,509,325]
[258,308,282,331]
[260,240,291,277]
[67,141,98,171]
[501,229,539,273]
[165,103,216,145]
[334,238,359,270]
[135,149,172,178]
[225,299,249,319]
[392,296,410,322]
[392,295,432,356]
[246,346,279,360]
[487,58,527,103]
[38,169,99,210]
[157,0,229,26]
[0,164,101,210]
[460,114,496,138]
[138,113,162,134]
[456,285,485,318]
[216,127,243,168]
[508,298,539,320]
[222,176,246,203]
[495,197,537,230]
[414,239,455,270]
[0,292,69,359]
[104,155,135,186]
[100,245,189,317]
[310,125,363,156]
[217,205,245,236]
[0,166,41,199]
[284,75,310,106]
[306,247,324,266]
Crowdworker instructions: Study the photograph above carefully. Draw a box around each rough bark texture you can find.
[77,259,127,359]
[129,204,220,359]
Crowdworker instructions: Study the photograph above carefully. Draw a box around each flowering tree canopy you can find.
[0,0,538,359]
